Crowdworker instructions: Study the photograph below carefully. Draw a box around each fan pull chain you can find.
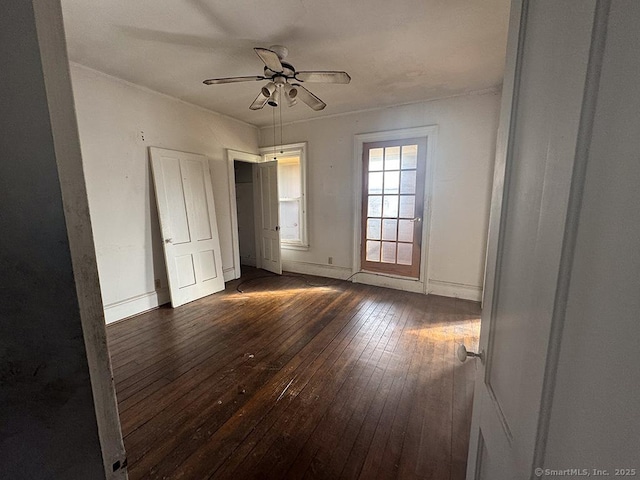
[279,99,283,153]
[272,105,277,160]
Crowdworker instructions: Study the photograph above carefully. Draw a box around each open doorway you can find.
[234,160,257,269]
[226,149,282,278]
[227,145,308,280]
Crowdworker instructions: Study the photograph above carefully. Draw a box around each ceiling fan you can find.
[203,45,351,111]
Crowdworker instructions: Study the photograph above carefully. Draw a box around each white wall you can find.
[71,62,498,317]
[70,64,259,322]
[260,92,501,300]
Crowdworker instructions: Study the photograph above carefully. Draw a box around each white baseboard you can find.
[103,288,170,324]
[280,263,482,302]
[282,260,352,280]
[427,279,483,302]
[351,272,425,293]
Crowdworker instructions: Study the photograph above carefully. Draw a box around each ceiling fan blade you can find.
[295,71,351,84]
[292,84,326,111]
[249,91,269,110]
[254,47,283,73]
[203,76,265,85]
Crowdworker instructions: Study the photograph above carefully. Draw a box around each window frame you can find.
[259,142,309,250]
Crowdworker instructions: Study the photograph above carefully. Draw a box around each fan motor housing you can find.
[264,62,296,79]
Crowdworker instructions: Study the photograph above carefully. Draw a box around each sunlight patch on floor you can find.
[221,286,343,301]
[405,317,480,342]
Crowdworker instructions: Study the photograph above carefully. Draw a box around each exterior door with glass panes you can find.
[361,138,427,278]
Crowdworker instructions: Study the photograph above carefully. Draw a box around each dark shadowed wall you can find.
[0,2,106,478]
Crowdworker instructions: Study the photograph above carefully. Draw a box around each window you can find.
[259,143,308,250]
[277,156,302,243]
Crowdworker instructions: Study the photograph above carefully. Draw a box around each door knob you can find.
[457,344,483,363]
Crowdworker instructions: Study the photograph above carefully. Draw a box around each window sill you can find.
[282,243,310,251]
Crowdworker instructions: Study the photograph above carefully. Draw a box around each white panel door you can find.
[149,147,225,307]
[255,161,281,274]
[466,1,600,478]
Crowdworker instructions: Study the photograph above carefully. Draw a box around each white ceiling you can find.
[61,0,510,127]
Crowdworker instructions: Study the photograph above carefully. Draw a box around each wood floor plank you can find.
[108,273,295,354]
[395,331,438,478]
[117,283,331,412]
[105,268,481,480]
[415,304,455,479]
[130,284,382,478]
[113,276,311,390]
[282,291,402,479]
[337,295,422,480]
[299,295,416,480]
[175,286,392,480]
[224,289,398,479]
[374,304,436,480]
[336,294,422,480]
[124,285,359,472]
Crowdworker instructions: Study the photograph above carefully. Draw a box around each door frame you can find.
[352,126,438,293]
[226,149,262,280]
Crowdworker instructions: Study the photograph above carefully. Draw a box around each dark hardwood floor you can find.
[106,268,480,480]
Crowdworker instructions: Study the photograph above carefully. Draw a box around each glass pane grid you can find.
[366,240,381,262]
[384,146,400,171]
[364,143,419,268]
[381,241,396,263]
[382,195,399,218]
[401,145,418,169]
[397,242,413,265]
[369,148,384,171]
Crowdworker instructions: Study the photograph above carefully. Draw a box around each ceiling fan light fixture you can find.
[267,88,280,107]
[261,82,275,98]
[284,84,297,99]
